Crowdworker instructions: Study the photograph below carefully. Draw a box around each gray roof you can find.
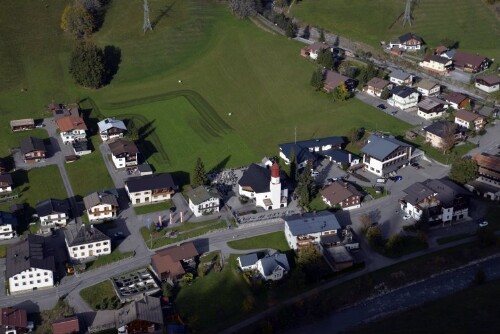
[424,121,461,138]
[36,198,70,217]
[187,186,219,205]
[72,140,90,152]
[285,211,341,236]
[238,253,258,267]
[361,135,412,161]
[258,253,289,276]
[98,118,127,133]
[389,69,412,81]
[65,224,110,247]
[391,86,417,98]
[402,182,436,205]
[126,173,176,193]
[402,178,469,206]
[418,97,446,112]
[20,137,45,154]
[279,137,346,164]
[83,190,119,210]
[116,296,163,328]
[238,164,271,193]
[326,149,359,164]
[6,234,55,278]
[326,245,353,264]
[0,211,17,227]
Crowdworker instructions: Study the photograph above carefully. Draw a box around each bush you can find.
[69,41,105,88]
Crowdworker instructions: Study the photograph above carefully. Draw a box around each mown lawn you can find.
[133,201,173,216]
[85,249,133,271]
[227,231,290,252]
[79,280,121,311]
[406,136,476,165]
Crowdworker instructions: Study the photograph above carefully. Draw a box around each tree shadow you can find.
[151,2,176,29]
[90,0,113,33]
[171,171,190,192]
[209,155,231,173]
[137,140,157,161]
[11,169,29,188]
[302,25,310,39]
[103,45,122,85]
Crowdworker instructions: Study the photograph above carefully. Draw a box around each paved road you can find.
[464,121,500,157]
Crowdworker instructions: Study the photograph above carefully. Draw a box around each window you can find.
[14,277,17,280]
[37,280,41,283]
[29,281,33,284]
[96,243,100,246]
[44,272,48,276]
[14,283,18,287]
[88,244,93,248]
[45,279,49,282]
[80,246,85,250]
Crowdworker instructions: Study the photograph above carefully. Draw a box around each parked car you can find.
[311,170,320,177]
[403,214,411,220]
[392,176,403,182]
[377,104,387,110]
[479,221,489,228]
[391,110,398,115]
[169,206,176,213]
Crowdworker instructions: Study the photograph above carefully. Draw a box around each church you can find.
[238,162,288,210]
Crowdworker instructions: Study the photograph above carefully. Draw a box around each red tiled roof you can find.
[56,116,87,132]
[0,307,27,328]
[52,316,79,334]
[151,242,198,278]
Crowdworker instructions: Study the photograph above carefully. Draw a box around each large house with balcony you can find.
[6,234,55,293]
[465,153,500,201]
[83,190,119,222]
[415,79,441,97]
[238,163,288,211]
[475,75,500,93]
[20,137,46,163]
[64,224,111,261]
[320,181,363,210]
[284,211,341,250]
[56,116,87,144]
[361,135,414,176]
[454,110,485,131]
[452,51,489,73]
[364,77,393,97]
[97,118,127,141]
[279,136,345,168]
[419,55,453,73]
[125,173,177,206]
[108,139,139,169]
[0,173,13,194]
[389,33,424,51]
[417,97,448,120]
[400,178,469,224]
[187,186,220,217]
[388,86,419,110]
[0,211,17,240]
[444,92,470,110]
[36,198,70,234]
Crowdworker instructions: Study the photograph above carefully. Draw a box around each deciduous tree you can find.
[228,0,257,18]
[380,87,391,100]
[441,122,458,154]
[332,83,350,101]
[449,159,478,184]
[69,41,105,88]
[317,49,334,70]
[61,1,95,38]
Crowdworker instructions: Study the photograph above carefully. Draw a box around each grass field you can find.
[133,201,173,216]
[85,249,134,271]
[227,231,290,252]
[79,280,121,311]
[352,278,500,333]
[292,0,500,61]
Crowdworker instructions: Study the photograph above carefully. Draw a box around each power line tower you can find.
[143,0,153,33]
[402,0,413,26]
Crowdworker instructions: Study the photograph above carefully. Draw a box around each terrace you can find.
[111,267,160,303]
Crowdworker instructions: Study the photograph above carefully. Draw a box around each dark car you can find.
[170,206,176,213]
[377,104,387,110]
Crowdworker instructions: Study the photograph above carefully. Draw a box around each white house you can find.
[0,173,13,194]
[415,79,441,97]
[417,97,448,120]
[125,173,176,206]
[98,118,127,141]
[238,163,288,211]
[187,186,220,217]
[364,77,393,97]
[475,75,500,93]
[454,110,486,131]
[389,33,424,51]
[108,139,139,169]
[64,224,111,261]
[72,140,92,156]
[237,253,259,271]
[279,137,345,169]
[388,86,419,110]
[361,135,414,177]
[56,116,87,144]
[389,69,413,86]
[284,211,341,250]
[0,211,17,240]
[256,253,290,281]
[83,190,119,222]
[35,198,70,233]
[325,149,360,167]
[419,55,453,73]
[6,235,55,293]
[300,42,333,60]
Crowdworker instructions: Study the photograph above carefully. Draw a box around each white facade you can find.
[389,42,421,51]
[40,213,69,229]
[188,197,219,217]
[475,81,499,93]
[60,129,86,144]
[388,91,419,110]
[389,75,413,86]
[238,172,288,211]
[416,85,440,97]
[418,59,451,73]
[454,117,483,131]
[0,224,15,240]
[257,261,285,281]
[237,258,258,271]
[284,223,338,250]
[9,267,53,293]
[111,154,137,169]
[126,189,172,205]
[363,151,410,177]
[417,109,445,120]
[87,203,116,222]
[0,184,12,194]
[67,239,111,261]
[400,200,468,223]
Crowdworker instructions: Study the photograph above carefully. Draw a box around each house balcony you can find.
[152,189,174,196]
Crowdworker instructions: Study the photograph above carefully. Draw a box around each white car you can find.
[403,214,411,220]
[479,221,489,228]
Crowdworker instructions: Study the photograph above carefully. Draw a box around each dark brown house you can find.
[452,51,490,73]
[151,242,198,283]
[0,307,28,333]
[323,70,356,93]
[20,137,46,163]
[320,181,363,210]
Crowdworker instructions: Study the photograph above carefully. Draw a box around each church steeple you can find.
[271,163,280,185]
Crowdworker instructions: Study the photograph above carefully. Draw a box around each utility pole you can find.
[402,0,413,27]
[143,0,153,34]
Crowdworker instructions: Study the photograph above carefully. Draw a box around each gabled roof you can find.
[326,149,359,164]
[0,307,28,329]
[126,173,176,193]
[6,234,56,278]
[389,69,412,81]
[72,140,91,153]
[476,75,500,86]
[418,97,446,112]
[0,211,17,227]
[453,51,488,68]
[187,186,219,205]
[238,253,258,267]
[279,137,346,164]
[324,71,350,88]
[36,198,70,217]
[416,79,439,91]
[83,190,119,209]
[402,178,469,206]
[424,121,459,138]
[116,296,163,328]
[109,139,139,156]
[238,164,271,193]
[65,224,110,247]
[258,253,289,276]
[0,173,13,186]
[444,92,468,105]
[397,32,423,43]
[20,137,46,154]
[320,181,363,205]
[151,242,198,278]
[473,153,500,174]
[422,54,451,65]
[402,182,435,205]
[285,211,341,236]
[98,118,127,133]
[361,135,411,161]
[455,110,482,123]
[56,116,87,132]
[52,316,79,334]
[366,77,391,90]
[391,86,417,98]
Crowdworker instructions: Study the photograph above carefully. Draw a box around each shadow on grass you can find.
[171,171,190,192]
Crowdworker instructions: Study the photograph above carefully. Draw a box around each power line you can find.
[143,0,153,33]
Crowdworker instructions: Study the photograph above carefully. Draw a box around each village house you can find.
[279,136,345,169]
[400,178,469,223]
[465,153,500,201]
[20,137,46,163]
[423,121,464,150]
[452,51,489,73]
[323,70,356,93]
[417,96,448,120]
[56,116,87,145]
[389,32,424,51]
[115,296,163,334]
[187,186,220,217]
[109,139,139,169]
[48,103,79,120]
[388,69,413,86]
[150,242,198,284]
[36,198,70,233]
[327,149,360,167]
[256,253,290,281]
[434,45,449,56]
[72,140,92,156]
[364,77,393,97]
[444,92,470,110]
[52,316,80,334]
[65,224,111,261]
[300,42,333,60]
[97,118,127,141]
[83,190,119,222]
[238,163,288,210]
[320,181,363,210]
[0,211,17,240]
[415,79,441,96]
[237,253,259,271]
[10,119,35,132]
[387,86,419,110]
[454,110,485,131]
[284,211,341,250]
[6,234,55,293]
[475,75,500,93]
[0,307,29,334]
[419,55,453,73]
[361,135,414,177]
[0,173,13,194]
[125,173,176,206]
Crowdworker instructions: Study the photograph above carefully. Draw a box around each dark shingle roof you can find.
[116,296,163,328]
[0,211,17,227]
[126,173,176,193]
[36,198,70,217]
[398,32,423,43]
[279,137,345,164]
[109,139,139,156]
[391,86,417,98]
[72,140,90,152]
[285,211,341,236]
[238,164,271,193]
[389,69,412,81]
[422,54,450,65]
[238,253,258,267]
[83,190,119,210]
[259,253,290,276]
[424,121,460,138]
[65,224,110,247]
[326,149,359,164]
[6,234,55,278]
[361,135,411,161]
[20,137,45,154]
[0,173,13,186]
[187,186,219,205]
